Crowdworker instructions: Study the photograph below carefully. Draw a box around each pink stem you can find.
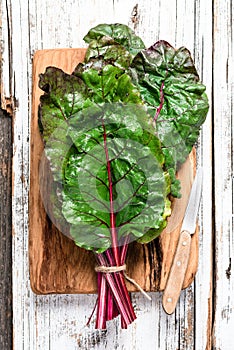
[96,254,133,326]
[86,297,98,327]
[120,235,130,264]
[105,249,128,328]
[105,247,136,324]
[120,235,136,322]
[154,80,165,121]
[98,122,136,328]
[102,121,120,266]
[106,288,114,321]
[95,272,107,329]
[102,120,123,322]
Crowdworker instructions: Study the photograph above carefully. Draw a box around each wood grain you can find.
[212,0,234,348]
[1,0,215,349]
[163,230,192,314]
[29,48,199,294]
[0,110,12,350]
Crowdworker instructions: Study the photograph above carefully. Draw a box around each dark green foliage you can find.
[39,23,209,252]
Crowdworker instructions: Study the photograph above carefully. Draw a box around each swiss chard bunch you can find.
[38,23,209,329]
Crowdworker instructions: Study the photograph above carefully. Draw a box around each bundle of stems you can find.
[95,236,136,329]
[93,122,136,329]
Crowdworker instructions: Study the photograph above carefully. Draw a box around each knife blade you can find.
[162,167,203,314]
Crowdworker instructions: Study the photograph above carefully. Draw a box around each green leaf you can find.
[39,67,95,182]
[83,23,145,59]
[73,59,143,104]
[61,104,168,252]
[130,40,209,182]
[39,67,93,142]
[38,25,209,252]
[76,64,140,103]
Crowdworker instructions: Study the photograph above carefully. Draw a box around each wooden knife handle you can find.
[162,230,192,314]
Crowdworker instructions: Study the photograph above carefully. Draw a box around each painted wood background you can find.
[0,109,12,350]
[0,0,233,349]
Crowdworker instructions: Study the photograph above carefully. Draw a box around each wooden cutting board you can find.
[29,49,199,294]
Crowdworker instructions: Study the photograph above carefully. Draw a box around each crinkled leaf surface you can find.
[130,41,209,190]
[39,67,93,141]
[61,105,168,252]
[38,67,95,231]
[74,60,142,104]
[83,23,145,60]
[38,24,209,252]
[39,72,169,253]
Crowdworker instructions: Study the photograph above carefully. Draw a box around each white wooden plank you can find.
[213,0,234,348]
[1,0,213,349]
[3,1,33,349]
[192,0,214,349]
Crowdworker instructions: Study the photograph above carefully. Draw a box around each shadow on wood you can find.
[0,109,12,350]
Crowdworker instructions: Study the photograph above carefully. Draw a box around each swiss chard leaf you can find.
[39,67,93,141]
[38,67,96,234]
[74,60,142,104]
[38,24,209,252]
[130,41,209,195]
[83,23,145,60]
[61,104,168,252]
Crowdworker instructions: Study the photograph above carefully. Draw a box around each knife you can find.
[162,167,203,314]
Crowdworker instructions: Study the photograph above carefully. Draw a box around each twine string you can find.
[95,264,152,301]
[95,264,127,273]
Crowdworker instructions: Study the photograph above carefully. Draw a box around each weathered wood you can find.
[192,1,214,348]
[0,109,12,350]
[29,48,198,295]
[213,0,234,348]
[1,0,215,349]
